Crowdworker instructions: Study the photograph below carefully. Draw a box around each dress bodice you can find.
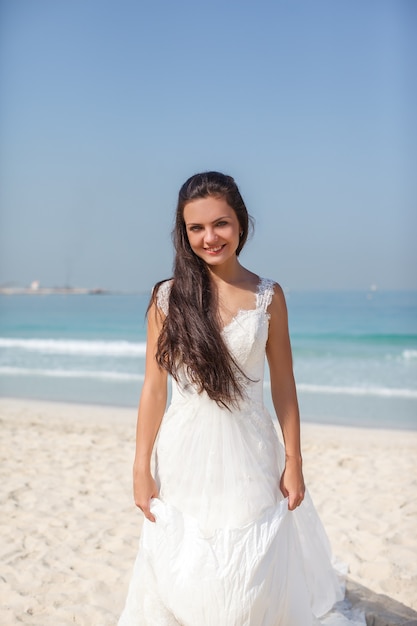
[156,277,275,407]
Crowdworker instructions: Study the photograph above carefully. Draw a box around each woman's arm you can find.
[133,300,168,522]
[266,284,305,511]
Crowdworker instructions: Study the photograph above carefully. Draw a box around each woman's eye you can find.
[189,225,202,232]
[216,221,228,227]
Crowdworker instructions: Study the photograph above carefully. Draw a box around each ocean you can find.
[1,290,416,429]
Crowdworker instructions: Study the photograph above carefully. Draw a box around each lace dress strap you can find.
[256,277,275,312]
[155,279,173,316]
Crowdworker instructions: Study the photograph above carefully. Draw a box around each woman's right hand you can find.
[133,467,159,522]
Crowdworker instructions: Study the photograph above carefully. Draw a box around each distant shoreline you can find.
[2,286,416,296]
[0,286,111,295]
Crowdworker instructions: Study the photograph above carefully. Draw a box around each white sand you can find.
[0,397,416,625]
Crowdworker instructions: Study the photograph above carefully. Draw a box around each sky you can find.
[1,0,416,292]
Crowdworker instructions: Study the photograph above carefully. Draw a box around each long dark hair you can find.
[151,171,253,408]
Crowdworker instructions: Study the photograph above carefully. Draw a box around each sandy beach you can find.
[1,397,416,626]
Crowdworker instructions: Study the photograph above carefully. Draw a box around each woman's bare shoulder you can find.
[150,278,173,317]
[266,281,288,317]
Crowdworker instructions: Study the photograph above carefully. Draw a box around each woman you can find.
[118,172,353,626]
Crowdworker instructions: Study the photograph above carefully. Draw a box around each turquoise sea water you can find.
[0,291,416,429]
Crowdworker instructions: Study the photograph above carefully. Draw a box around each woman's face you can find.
[183,196,241,267]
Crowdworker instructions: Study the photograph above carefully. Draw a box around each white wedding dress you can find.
[118,278,365,626]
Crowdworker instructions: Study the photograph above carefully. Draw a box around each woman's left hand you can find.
[280,456,305,511]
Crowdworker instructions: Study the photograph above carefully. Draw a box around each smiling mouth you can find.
[204,245,225,253]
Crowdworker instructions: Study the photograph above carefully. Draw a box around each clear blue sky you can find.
[1,0,416,291]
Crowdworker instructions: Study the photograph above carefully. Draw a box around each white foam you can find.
[0,366,144,382]
[0,338,146,357]
[403,349,417,360]
[296,383,417,399]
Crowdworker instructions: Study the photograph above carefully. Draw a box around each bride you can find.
[118,171,363,625]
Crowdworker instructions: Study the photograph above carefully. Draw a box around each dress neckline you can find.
[220,277,272,333]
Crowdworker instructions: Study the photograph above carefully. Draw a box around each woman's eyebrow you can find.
[186,215,230,226]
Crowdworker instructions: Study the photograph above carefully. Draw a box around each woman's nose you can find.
[204,228,218,244]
